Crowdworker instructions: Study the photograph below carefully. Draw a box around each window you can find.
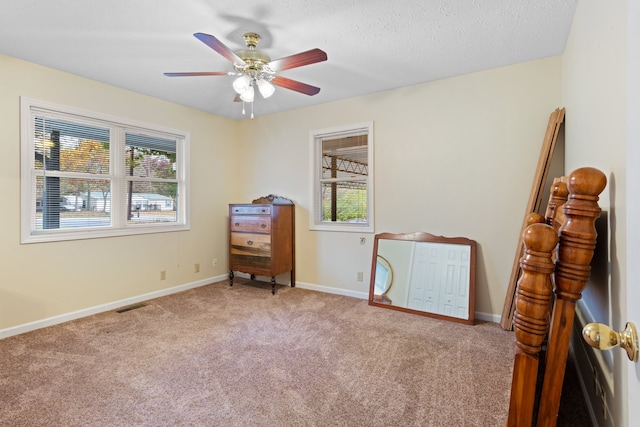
[21,97,189,243]
[309,122,374,233]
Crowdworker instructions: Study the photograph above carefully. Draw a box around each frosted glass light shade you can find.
[257,79,275,98]
[239,85,254,102]
[232,75,251,94]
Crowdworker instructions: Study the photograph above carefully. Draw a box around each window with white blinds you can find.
[20,97,189,243]
[309,122,374,233]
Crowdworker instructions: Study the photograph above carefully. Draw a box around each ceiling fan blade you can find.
[233,94,242,102]
[272,76,321,96]
[268,48,327,72]
[193,32,246,65]
[164,71,232,77]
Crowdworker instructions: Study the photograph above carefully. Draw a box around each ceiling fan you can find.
[164,32,327,115]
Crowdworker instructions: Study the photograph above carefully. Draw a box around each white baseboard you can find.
[1,275,504,339]
[227,273,370,300]
[292,281,501,325]
[474,311,502,324]
[294,281,369,300]
[0,274,227,339]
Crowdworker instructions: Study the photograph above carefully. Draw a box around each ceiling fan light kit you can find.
[164,31,327,118]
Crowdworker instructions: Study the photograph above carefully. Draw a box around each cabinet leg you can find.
[250,274,256,281]
[291,269,295,288]
[271,277,276,295]
[229,271,234,287]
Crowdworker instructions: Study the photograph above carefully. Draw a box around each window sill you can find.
[309,223,374,233]
[21,223,190,244]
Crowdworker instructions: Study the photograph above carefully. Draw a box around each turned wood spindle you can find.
[536,167,607,427]
[506,222,558,427]
[545,178,569,232]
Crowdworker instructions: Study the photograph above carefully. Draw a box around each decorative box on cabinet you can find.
[228,195,295,294]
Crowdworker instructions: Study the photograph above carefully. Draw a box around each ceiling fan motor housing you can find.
[235,33,273,78]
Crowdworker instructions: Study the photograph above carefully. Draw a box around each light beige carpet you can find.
[1,279,517,426]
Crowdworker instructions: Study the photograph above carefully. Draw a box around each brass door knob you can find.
[582,322,639,362]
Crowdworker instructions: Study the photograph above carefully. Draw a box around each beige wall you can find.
[562,1,629,426]
[238,56,563,318]
[0,52,562,332]
[0,54,238,331]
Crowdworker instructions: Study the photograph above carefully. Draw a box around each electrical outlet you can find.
[357,272,364,282]
[195,263,200,273]
[160,270,166,280]
[212,258,218,268]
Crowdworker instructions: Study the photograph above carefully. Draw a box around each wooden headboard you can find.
[506,167,606,426]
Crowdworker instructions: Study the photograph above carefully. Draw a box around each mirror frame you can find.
[368,232,477,325]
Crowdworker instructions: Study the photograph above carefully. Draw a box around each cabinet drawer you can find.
[230,216,271,233]
[231,205,271,215]
[230,232,271,260]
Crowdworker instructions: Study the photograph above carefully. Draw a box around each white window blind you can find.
[21,97,190,243]
[124,132,179,224]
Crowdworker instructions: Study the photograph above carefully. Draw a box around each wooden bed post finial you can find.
[513,223,558,354]
[553,167,607,300]
[545,179,569,232]
[507,222,557,427]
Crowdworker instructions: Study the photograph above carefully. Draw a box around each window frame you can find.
[309,121,374,233]
[20,97,190,244]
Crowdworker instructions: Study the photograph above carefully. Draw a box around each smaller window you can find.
[309,122,374,233]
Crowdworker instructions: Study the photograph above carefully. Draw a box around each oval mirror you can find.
[373,255,393,304]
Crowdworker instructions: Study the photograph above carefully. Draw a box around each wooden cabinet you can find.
[228,195,295,294]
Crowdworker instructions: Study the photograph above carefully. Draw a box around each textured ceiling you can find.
[0,0,577,121]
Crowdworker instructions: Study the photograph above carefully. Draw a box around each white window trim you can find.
[20,97,190,243]
[309,121,374,233]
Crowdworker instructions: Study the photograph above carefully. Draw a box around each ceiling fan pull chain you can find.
[242,101,246,116]
[251,102,254,119]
